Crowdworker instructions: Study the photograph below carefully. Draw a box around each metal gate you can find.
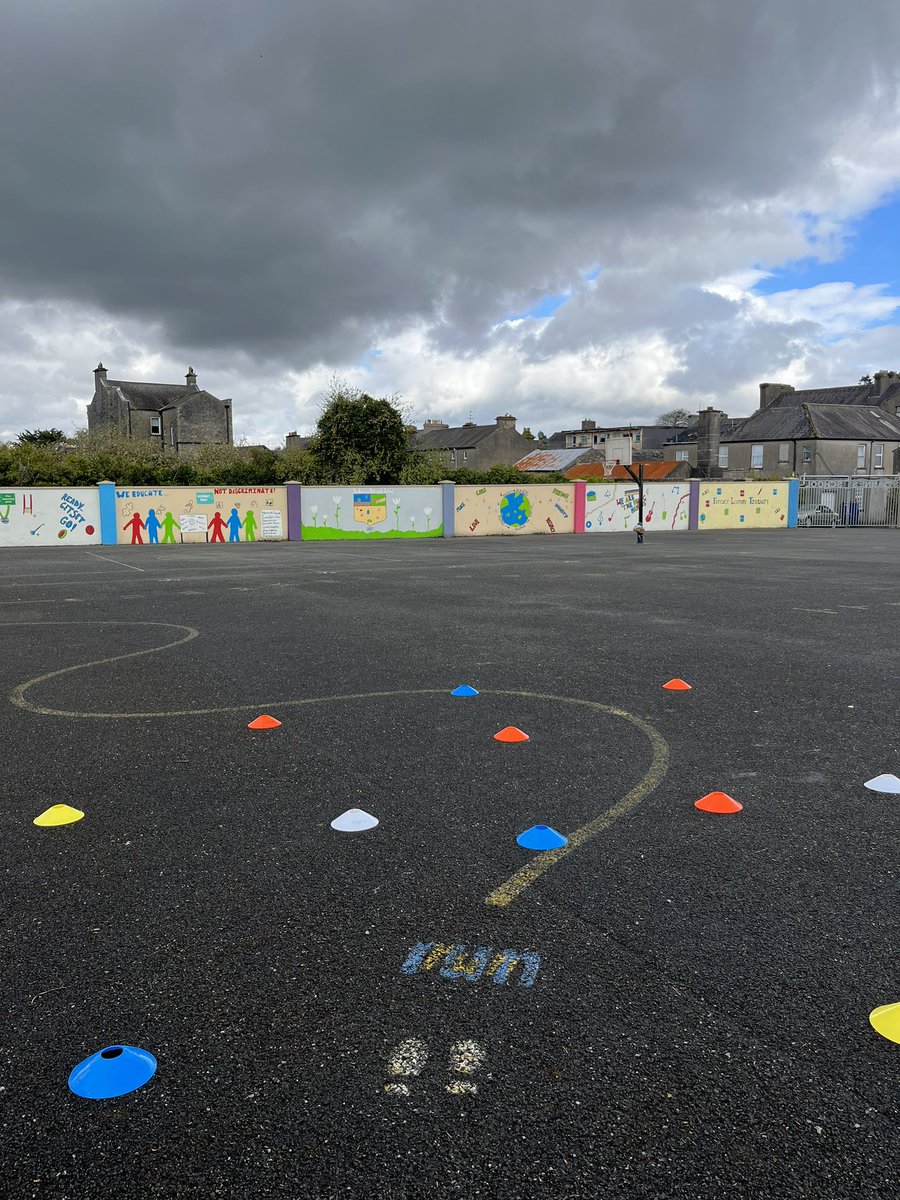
[798,476,900,528]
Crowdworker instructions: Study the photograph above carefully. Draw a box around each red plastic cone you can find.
[694,791,742,814]
[663,678,692,691]
[494,726,529,743]
[248,714,282,730]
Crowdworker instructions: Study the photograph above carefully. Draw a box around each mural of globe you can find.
[499,491,532,528]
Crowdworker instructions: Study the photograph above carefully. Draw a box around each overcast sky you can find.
[3,0,900,445]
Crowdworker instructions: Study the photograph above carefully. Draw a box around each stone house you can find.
[86,364,233,453]
[412,415,528,470]
[667,371,900,477]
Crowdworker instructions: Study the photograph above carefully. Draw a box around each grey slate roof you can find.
[664,418,746,446]
[729,404,900,442]
[767,381,900,409]
[414,423,500,450]
[107,379,201,411]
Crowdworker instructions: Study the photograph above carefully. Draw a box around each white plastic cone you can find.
[864,773,900,794]
[330,808,379,832]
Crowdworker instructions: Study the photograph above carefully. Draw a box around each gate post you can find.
[787,479,799,528]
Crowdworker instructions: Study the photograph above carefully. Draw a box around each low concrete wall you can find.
[0,476,824,547]
[0,487,101,547]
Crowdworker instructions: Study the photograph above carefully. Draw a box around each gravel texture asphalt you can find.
[0,529,897,1199]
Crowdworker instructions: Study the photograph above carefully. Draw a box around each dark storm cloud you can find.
[2,0,900,371]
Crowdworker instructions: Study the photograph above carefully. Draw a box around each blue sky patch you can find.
[754,194,900,298]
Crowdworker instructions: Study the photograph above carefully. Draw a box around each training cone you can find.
[663,678,692,691]
[68,1044,157,1100]
[330,808,379,832]
[864,773,900,794]
[33,804,85,827]
[516,824,568,851]
[869,1001,900,1045]
[694,791,743,814]
[247,714,281,730]
[494,726,529,743]
[451,685,479,697]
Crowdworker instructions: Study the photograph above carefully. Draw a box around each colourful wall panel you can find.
[0,488,101,547]
[114,486,288,544]
[454,485,575,536]
[697,482,790,529]
[581,482,691,533]
[300,486,442,539]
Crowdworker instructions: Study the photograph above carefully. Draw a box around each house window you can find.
[751,444,764,469]
[718,446,729,468]
[170,427,175,446]
[150,416,161,436]
[778,443,790,463]
[675,448,689,462]
[463,451,468,461]
[856,443,867,469]
[802,445,812,463]
[874,443,884,469]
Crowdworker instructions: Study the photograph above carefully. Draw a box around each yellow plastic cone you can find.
[33,804,85,827]
[869,1001,900,1044]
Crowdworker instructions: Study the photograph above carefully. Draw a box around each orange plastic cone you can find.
[494,726,529,743]
[663,678,692,691]
[694,791,742,813]
[248,714,282,730]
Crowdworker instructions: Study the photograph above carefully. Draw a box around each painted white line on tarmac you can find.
[86,551,145,573]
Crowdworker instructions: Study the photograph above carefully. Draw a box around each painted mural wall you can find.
[0,488,101,547]
[583,482,691,533]
[114,485,287,544]
[300,486,442,539]
[454,485,574,536]
[698,482,789,529]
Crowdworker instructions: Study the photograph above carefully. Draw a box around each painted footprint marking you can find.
[383,1038,486,1097]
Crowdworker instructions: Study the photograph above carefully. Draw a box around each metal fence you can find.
[797,476,900,528]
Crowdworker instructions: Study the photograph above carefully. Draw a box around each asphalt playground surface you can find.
[0,529,897,1199]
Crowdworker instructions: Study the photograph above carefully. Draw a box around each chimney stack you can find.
[94,362,108,387]
[873,370,900,396]
[422,419,449,431]
[495,414,517,431]
[759,381,792,410]
[186,366,197,388]
[696,407,723,479]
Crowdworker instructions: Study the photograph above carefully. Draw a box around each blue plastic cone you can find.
[516,824,568,851]
[451,685,479,697]
[68,1044,157,1100]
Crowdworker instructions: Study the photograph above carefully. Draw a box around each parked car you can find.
[798,502,838,527]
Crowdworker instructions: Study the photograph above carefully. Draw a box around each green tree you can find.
[17,428,66,446]
[521,426,535,440]
[655,408,693,427]
[307,382,411,484]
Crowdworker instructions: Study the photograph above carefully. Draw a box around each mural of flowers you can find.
[424,505,433,531]
[392,494,401,529]
[332,494,342,528]
[310,504,318,528]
